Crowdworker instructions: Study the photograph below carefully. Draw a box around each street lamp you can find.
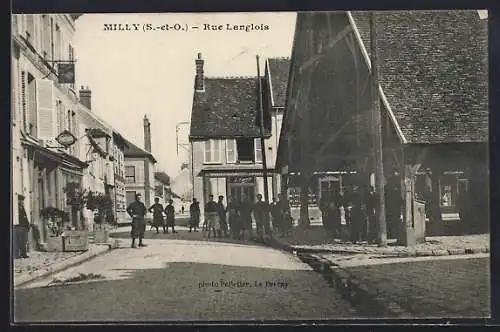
[175,121,190,156]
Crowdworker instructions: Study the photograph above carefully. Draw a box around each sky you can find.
[73,13,296,178]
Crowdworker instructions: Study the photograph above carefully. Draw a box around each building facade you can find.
[12,14,89,245]
[189,53,280,214]
[112,131,128,223]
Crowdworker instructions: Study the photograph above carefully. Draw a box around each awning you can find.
[21,138,88,170]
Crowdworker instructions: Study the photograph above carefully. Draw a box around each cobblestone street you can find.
[14,236,358,322]
[343,257,490,318]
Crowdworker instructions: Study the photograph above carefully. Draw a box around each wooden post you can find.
[256,55,270,205]
[370,12,387,246]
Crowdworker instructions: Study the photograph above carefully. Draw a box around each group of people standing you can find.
[320,185,403,244]
[189,193,293,241]
[320,186,378,244]
[126,193,178,248]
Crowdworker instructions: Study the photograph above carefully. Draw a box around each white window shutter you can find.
[226,139,236,163]
[36,79,56,140]
[255,138,263,163]
[20,71,27,132]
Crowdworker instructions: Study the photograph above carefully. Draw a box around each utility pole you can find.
[370,12,387,246]
[256,55,270,205]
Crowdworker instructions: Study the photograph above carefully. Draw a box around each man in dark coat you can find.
[253,194,269,241]
[365,186,377,243]
[204,194,219,238]
[164,199,177,234]
[227,197,240,238]
[126,193,148,248]
[216,195,229,237]
[189,198,201,232]
[270,196,281,235]
[238,194,253,239]
[17,195,30,258]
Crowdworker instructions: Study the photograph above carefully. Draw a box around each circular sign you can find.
[56,130,77,148]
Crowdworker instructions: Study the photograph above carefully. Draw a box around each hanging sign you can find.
[58,62,75,84]
[56,130,77,148]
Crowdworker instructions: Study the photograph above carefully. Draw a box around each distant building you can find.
[189,53,281,214]
[154,171,171,206]
[124,116,157,210]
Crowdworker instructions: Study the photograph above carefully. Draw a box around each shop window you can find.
[439,174,458,207]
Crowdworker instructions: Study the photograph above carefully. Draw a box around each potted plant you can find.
[41,206,66,252]
[85,191,112,243]
[62,182,89,251]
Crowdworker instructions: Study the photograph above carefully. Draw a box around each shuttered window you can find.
[36,79,56,139]
[254,138,263,163]
[27,74,37,136]
[41,15,51,58]
[20,71,27,132]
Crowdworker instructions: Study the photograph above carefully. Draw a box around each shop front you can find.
[199,169,275,209]
[21,138,87,250]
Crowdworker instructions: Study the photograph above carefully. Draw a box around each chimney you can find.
[195,52,205,92]
[79,86,92,110]
[143,115,152,152]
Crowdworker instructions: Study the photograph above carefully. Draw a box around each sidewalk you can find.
[267,226,489,257]
[14,243,112,288]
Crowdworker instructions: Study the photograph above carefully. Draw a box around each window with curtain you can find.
[226,139,236,163]
[204,139,221,163]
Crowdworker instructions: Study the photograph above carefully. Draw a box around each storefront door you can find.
[229,186,255,203]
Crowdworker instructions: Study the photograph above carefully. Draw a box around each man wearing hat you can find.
[126,193,148,248]
[16,195,30,258]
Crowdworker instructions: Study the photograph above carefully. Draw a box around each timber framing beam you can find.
[298,25,353,74]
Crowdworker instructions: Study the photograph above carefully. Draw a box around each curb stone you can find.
[265,237,412,317]
[269,237,488,258]
[14,244,112,288]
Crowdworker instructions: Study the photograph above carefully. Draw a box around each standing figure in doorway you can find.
[227,196,239,238]
[253,194,269,242]
[270,196,282,236]
[204,194,219,239]
[164,199,177,234]
[217,195,229,237]
[279,195,292,236]
[189,198,200,232]
[16,195,31,258]
[148,197,165,234]
[126,193,148,248]
[238,194,253,239]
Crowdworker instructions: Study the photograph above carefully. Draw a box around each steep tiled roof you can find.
[123,138,157,163]
[190,77,270,138]
[267,58,291,107]
[350,10,488,144]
